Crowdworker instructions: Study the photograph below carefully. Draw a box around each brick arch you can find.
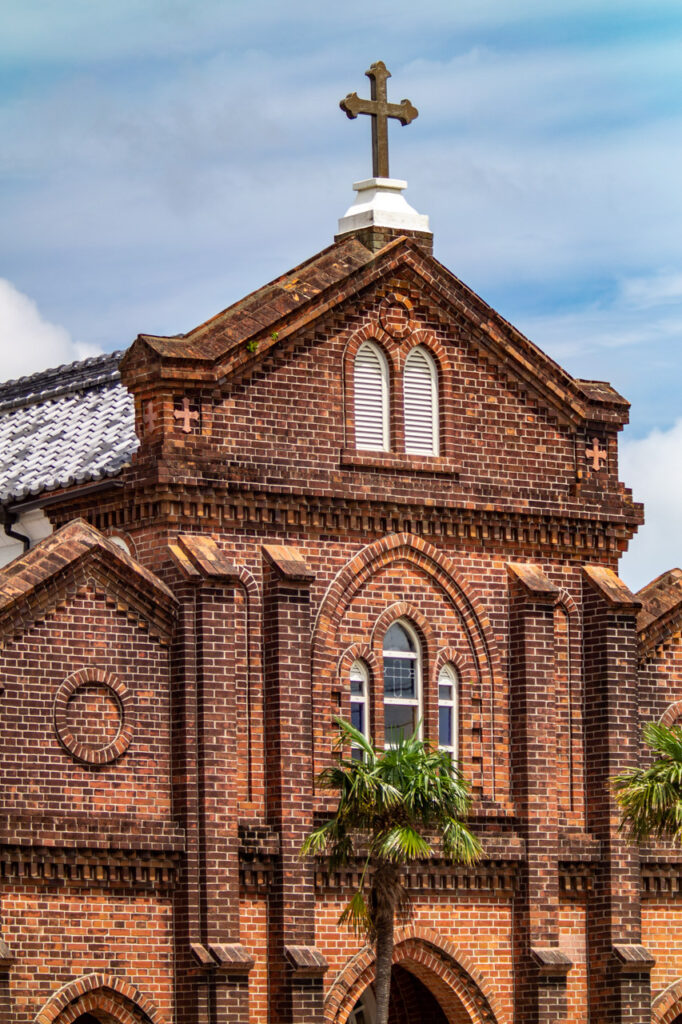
[324,925,506,1024]
[660,701,682,728]
[555,588,579,624]
[652,979,682,1023]
[337,643,379,677]
[342,325,400,452]
[312,533,504,798]
[313,534,500,681]
[434,648,475,681]
[34,974,167,1024]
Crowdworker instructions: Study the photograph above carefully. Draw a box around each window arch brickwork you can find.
[312,534,505,805]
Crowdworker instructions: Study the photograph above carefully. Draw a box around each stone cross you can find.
[174,396,199,434]
[586,436,607,471]
[340,61,418,179]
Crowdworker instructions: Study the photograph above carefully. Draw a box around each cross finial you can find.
[340,61,418,179]
[586,436,607,472]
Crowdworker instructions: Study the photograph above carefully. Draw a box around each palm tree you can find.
[613,722,682,842]
[301,718,482,1024]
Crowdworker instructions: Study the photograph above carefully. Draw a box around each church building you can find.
[1,63,682,1024]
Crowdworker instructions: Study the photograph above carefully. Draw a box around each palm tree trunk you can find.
[373,889,395,1024]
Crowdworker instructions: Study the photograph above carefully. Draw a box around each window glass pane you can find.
[383,623,414,652]
[384,703,416,744]
[351,702,365,734]
[351,746,364,763]
[439,706,452,746]
[350,678,364,696]
[439,683,452,702]
[383,657,415,698]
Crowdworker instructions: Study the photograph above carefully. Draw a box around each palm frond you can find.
[372,825,431,862]
[613,722,682,843]
[338,889,373,937]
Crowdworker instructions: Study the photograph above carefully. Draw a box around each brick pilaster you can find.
[169,536,253,1024]
[583,565,653,1024]
[508,563,571,1022]
[263,546,326,1023]
[169,576,206,1024]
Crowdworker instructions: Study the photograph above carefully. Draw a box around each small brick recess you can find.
[2,223,682,1023]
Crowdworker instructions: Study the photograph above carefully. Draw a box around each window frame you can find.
[382,619,423,747]
[349,659,370,760]
[437,663,458,763]
[354,340,390,452]
[403,345,439,457]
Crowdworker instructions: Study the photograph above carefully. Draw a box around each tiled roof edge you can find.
[0,350,125,413]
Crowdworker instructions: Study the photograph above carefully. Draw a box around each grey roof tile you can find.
[0,351,138,505]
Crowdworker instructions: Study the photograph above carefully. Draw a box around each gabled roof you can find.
[122,233,628,427]
[132,235,374,363]
[0,518,176,640]
[0,351,137,505]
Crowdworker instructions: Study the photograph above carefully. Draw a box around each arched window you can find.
[383,621,421,746]
[354,341,389,451]
[403,346,439,455]
[437,664,458,762]
[349,660,370,760]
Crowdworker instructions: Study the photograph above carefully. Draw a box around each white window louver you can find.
[354,342,389,451]
[404,347,439,456]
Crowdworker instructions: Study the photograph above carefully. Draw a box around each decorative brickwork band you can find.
[324,925,506,1024]
[53,668,133,765]
[34,973,167,1024]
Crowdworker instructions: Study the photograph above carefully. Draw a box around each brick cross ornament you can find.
[340,61,418,178]
[174,396,199,433]
[586,436,607,472]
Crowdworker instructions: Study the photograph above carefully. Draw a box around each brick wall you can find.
[0,586,171,820]
[3,886,174,1024]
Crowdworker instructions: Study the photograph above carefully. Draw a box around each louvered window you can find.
[403,346,439,455]
[354,342,389,451]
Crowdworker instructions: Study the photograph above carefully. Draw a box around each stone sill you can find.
[340,448,460,476]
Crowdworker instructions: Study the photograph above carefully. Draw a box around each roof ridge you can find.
[0,350,125,413]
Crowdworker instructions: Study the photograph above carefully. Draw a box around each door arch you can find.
[325,926,506,1024]
[33,973,167,1024]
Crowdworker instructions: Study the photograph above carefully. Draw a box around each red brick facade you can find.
[1,225,681,1023]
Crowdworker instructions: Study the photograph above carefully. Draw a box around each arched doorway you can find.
[348,968,449,1024]
[72,1017,103,1024]
[326,928,504,1024]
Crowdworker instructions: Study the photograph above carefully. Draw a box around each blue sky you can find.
[2,0,682,587]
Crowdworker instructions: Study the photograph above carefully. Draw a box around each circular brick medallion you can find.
[54,669,133,765]
[379,294,413,339]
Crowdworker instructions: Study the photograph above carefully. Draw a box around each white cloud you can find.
[619,419,682,591]
[0,279,100,382]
